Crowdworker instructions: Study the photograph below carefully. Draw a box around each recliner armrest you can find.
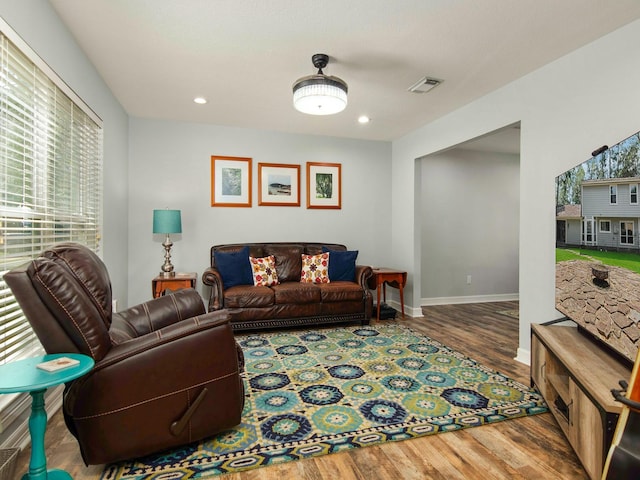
[67,310,240,417]
[110,289,207,341]
[64,310,245,463]
[202,267,224,311]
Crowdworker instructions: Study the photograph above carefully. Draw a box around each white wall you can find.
[127,118,392,307]
[392,19,640,362]
[420,149,519,303]
[0,0,130,304]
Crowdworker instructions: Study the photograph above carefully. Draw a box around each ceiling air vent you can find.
[408,76,442,94]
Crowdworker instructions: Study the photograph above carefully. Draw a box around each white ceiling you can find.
[49,0,640,142]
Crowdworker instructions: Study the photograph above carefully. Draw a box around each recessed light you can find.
[193,97,207,104]
[358,115,370,124]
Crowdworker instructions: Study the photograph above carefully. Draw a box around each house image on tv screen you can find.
[557,177,640,250]
[556,131,640,251]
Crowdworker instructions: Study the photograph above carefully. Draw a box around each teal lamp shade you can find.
[153,210,182,234]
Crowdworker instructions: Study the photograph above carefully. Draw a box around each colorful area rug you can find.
[102,324,547,479]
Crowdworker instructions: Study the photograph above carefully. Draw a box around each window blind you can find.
[0,19,103,375]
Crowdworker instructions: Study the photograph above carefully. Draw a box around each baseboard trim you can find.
[421,293,519,306]
[384,299,423,318]
[384,294,518,317]
[514,347,531,366]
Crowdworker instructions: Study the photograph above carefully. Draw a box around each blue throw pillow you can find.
[214,246,253,288]
[322,247,358,282]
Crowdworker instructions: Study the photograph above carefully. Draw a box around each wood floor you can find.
[14,301,588,479]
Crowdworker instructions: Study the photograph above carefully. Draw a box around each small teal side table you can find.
[0,353,94,480]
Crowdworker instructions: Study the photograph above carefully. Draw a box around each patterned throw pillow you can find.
[249,255,279,286]
[300,253,330,284]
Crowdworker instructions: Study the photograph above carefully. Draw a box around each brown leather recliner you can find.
[3,242,245,465]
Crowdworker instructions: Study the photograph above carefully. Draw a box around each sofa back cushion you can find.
[305,243,346,255]
[264,244,303,282]
[211,243,349,285]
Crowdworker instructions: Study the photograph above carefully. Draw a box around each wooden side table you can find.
[0,353,94,480]
[152,272,197,298]
[369,268,407,321]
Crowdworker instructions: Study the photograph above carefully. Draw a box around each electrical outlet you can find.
[466,275,472,285]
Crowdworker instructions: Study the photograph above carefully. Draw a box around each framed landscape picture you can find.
[258,163,300,206]
[211,156,252,207]
[307,162,341,209]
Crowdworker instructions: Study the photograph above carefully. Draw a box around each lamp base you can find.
[159,234,176,278]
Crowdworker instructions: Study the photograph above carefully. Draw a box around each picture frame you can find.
[258,163,301,206]
[211,156,252,207]
[306,162,341,209]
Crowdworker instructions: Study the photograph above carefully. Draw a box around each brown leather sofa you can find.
[4,243,245,465]
[203,242,373,331]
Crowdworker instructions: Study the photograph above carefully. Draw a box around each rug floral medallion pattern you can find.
[102,324,547,479]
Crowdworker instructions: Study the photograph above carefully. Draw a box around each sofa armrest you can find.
[202,266,224,311]
[356,265,374,319]
[110,289,206,341]
[355,264,373,289]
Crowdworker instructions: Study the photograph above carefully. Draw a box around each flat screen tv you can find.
[556,130,640,366]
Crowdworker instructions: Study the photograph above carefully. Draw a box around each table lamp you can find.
[153,209,182,277]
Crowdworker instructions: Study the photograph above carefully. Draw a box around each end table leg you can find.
[23,390,73,480]
[26,390,48,479]
[376,280,382,321]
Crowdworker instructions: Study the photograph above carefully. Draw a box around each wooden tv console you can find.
[531,322,631,480]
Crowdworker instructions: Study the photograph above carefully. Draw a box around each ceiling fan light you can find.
[292,54,348,116]
[293,77,348,115]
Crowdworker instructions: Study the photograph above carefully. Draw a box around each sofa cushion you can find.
[224,285,274,308]
[318,282,365,303]
[214,246,253,288]
[272,283,321,304]
[306,243,345,255]
[321,300,364,315]
[300,253,330,284]
[264,244,303,282]
[249,255,279,286]
[322,247,358,282]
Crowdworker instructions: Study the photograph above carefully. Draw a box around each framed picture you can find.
[306,162,341,209]
[258,163,301,206]
[211,156,252,207]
